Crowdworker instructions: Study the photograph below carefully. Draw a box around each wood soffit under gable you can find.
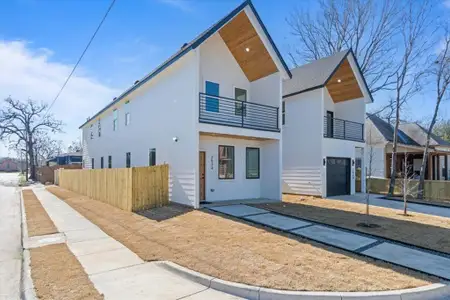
[219,11,278,82]
[326,58,364,103]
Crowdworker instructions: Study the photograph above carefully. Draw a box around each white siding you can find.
[282,89,323,196]
[199,135,281,201]
[82,51,199,207]
[323,87,365,124]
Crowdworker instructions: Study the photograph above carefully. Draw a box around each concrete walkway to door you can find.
[208,204,450,281]
[30,186,241,300]
[329,193,450,219]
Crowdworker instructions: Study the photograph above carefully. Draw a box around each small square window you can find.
[91,158,95,169]
[100,157,104,169]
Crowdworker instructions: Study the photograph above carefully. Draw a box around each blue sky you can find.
[0,0,449,157]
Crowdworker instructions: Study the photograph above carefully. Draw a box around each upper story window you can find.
[113,109,118,131]
[90,124,94,139]
[149,148,156,166]
[91,158,94,169]
[98,119,101,137]
[235,88,247,116]
[108,156,112,168]
[126,152,131,168]
[282,101,286,125]
[100,157,104,169]
[125,101,130,126]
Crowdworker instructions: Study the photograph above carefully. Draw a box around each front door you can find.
[199,151,206,201]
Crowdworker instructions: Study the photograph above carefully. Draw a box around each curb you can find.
[19,188,37,300]
[159,261,450,300]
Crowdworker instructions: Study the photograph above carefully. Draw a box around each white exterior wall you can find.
[81,51,199,207]
[282,89,323,196]
[323,88,365,124]
[199,135,281,202]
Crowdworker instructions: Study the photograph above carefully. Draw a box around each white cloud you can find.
[158,0,193,12]
[0,40,120,157]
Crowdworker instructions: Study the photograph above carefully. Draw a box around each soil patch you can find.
[46,186,436,292]
[30,243,103,300]
[23,189,58,237]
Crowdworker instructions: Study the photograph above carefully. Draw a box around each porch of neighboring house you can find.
[385,151,450,180]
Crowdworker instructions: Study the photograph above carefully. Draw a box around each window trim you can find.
[246,147,260,179]
[218,145,235,180]
[234,87,247,117]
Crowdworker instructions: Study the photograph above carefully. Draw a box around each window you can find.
[282,101,286,125]
[108,156,112,168]
[100,157,104,169]
[98,120,101,137]
[246,148,260,179]
[326,111,334,138]
[149,148,156,166]
[90,124,94,139]
[91,158,94,169]
[205,81,219,112]
[218,145,234,179]
[113,109,118,131]
[234,88,247,116]
[125,101,130,126]
[126,152,131,168]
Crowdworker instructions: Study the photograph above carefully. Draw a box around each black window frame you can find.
[282,101,286,125]
[100,157,104,169]
[149,148,156,166]
[326,110,334,138]
[108,156,112,168]
[98,119,101,137]
[91,158,94,169]
[246,147,260,179]
[218,145,235,180]
[126,152,131,168]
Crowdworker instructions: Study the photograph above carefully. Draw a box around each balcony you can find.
[199,93,279,132]
[323,116,364,142]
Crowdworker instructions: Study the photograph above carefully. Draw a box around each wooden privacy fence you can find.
[57,164,169,211]
[357,177,450,201]
[37,164,81,184]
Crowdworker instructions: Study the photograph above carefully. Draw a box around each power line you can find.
[44,0,117,116]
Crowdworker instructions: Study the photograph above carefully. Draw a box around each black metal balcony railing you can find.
[199,93,279,132]
[323,116,364,142]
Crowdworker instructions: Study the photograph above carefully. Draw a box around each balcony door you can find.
[205,81,219,112]
[326,111,334,138]
[234,88,247,116]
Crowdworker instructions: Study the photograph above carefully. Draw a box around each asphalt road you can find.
[0,172,22,300]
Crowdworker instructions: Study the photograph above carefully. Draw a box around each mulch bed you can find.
[22,189,58,237]
[30,243,103,300]
[45,186,437,292]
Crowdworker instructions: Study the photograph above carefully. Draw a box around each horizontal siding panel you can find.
[282,167,322,196]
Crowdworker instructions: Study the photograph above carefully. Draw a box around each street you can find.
[0,172,22,300]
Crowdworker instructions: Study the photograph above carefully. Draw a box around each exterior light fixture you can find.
[245,47,250,52]
[173,136,179,142]
[337,79,342,83]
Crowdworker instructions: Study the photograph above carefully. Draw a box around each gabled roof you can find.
[283,49,373,103]
[80,0,291,129]
[367,114,420,146]
[399,123,450,147]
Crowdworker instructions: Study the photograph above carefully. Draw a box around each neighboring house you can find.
[366,114,450,180]
[79,0,291,208]
[46,152,83,166]
[0,157,19,172]
[282,50,372,197]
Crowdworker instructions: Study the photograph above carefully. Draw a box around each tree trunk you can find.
[388,102,400,195]
[28,139,36,181]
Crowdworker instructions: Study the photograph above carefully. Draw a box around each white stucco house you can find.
[282,50,372,197]
[79,0,291,208]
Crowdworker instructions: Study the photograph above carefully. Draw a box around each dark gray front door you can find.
[326,157,350,197]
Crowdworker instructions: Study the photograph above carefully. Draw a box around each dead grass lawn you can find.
[30,243,103,300]
[23,189,58,237]
[46,186,436,292]
[254,195,450,254]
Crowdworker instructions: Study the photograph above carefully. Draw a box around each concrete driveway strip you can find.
[362,242,450,280]
[244,213,312,231]
[208,205,268,217]
[290,225,377,251]
[0,173,21,300]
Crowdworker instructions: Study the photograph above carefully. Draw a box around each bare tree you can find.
[433,119,450,142]
[34,132,64,166]
[398,152,420,215]
[0,98,63,180]
[417,25,450,199]
[287,0,400,93]
[68,139,82,153]
[387,0,433,195]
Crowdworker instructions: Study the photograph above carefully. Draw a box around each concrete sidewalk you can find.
[209,204,450,280]
[31,187,241,300]
[329,193,450,218]
[0,173,22,300]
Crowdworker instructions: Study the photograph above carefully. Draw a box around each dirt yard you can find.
[46,186,437,292]
[22,189,58,237]
[254,194,450,254]
[30,243,103,300]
